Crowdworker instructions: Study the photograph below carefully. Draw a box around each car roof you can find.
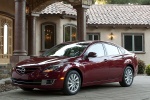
[62,40,116,45]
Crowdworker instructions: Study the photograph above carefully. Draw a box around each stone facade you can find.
[0,64,12,79]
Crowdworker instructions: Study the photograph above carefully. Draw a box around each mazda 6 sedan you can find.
[11,41,138,95]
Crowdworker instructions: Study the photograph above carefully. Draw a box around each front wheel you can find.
[119,66,134,87]
[63,70,81,95]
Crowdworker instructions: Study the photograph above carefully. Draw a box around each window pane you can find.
[4,24,8,54]
[88,35,92,40]
[104,44,120,55]
[87,43,105,57]
[72,27,77,41]
[134,36,142,51]
[94,35,99,40]
[65,26,70,42]
[124,36,132,51]
[44,25,54,49]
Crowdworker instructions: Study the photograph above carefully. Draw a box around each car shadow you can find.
[80,82,121,92]
[13,82,121,97]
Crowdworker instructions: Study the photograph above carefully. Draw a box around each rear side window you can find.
[104,43,120,56]
[86,43,105,57]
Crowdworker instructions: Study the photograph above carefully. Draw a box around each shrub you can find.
[138,59,146,74]
[145,65,150,76]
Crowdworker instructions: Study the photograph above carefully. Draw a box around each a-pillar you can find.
[10,0,29,67]
[28,14,36,57]
[74,5,88,41]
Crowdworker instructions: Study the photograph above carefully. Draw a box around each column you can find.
[10,0,29,68]
[28,15,36,56]
[74,5,87,41]
[13,0,27,55]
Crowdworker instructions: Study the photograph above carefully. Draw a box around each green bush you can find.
[138,59,146,74]
[145,65,150,76]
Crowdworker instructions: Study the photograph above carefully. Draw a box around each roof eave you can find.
[87,24,150,29]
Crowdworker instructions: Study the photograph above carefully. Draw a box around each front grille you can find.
[16,66,39,74]
[12,78,55,85]
[12,78,41,85]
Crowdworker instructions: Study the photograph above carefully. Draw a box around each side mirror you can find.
[87,52,97,57]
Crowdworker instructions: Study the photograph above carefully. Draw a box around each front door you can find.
[83,43,109,83]
[41,23,56,51]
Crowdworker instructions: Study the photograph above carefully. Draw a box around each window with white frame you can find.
[123,33,144,52]
[87,33,100,41]
[64,24,77,42]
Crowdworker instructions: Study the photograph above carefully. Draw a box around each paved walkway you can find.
[0,75,149,100]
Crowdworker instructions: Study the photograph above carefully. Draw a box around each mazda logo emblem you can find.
[16,67,26,74]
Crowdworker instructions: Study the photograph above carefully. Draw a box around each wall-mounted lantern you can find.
[109,32,114,40]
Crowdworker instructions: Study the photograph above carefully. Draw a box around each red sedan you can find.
[11,41,138,95]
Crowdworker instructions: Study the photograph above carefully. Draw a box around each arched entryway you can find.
[11,0,93,67]
[0,15,13,64]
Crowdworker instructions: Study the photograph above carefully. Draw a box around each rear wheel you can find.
[20,87,34,91]
[119,66,134,87]
[63,70,81,95]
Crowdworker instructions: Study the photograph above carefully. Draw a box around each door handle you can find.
[104,59,107,62]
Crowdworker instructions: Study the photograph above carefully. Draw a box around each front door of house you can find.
[41,23,55,51]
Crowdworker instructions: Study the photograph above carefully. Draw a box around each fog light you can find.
[41,79,55,85]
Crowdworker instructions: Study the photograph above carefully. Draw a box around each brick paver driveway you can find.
[0,75,150,100]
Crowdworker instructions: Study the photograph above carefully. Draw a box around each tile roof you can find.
[41,2,76,16]
[87,4,150,25]
[41,2,150,26]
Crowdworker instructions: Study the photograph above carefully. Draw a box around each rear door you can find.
[103,43,124,80]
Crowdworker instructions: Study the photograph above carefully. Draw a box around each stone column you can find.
[13,0,27,55]
[28,15,36,56]
[10,0,29,68]
[74,5,87,41]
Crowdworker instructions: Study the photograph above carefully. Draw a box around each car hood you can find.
[16,56,72,67]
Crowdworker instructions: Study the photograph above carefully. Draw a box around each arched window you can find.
[64,24,77,42]
[41,22,56,51]
[0,15,13,63]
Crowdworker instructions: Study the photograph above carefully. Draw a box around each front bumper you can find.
[11,71,65,90]
[11,78,63,90]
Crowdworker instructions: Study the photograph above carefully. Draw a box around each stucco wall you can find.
[0,0,15,15]
[87,27,150,65]
[36,15,150,65]
[36,16,76,56]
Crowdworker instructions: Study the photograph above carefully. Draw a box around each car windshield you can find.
[41,43,89,57]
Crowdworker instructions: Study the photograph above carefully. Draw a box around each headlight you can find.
[43,65,61,73]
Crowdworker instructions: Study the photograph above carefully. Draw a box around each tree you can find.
[94,0,107,4]
[94,0,150,5]
[141,0,150,5]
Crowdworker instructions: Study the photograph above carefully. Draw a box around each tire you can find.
[63,70,81,95]
[119,66,134,87]
[20,87,34,91]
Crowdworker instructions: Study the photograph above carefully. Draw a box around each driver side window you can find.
[87,43,105,57]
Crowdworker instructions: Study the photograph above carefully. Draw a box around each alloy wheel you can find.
[67,73,80,93]
[124,68,133,85]
[63,70,81,95]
